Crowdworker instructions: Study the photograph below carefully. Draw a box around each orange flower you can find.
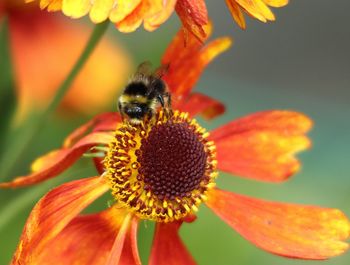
[26,0,179,32]
[3,0,131,119]
[25,0,289,42]
[3,27,350,265]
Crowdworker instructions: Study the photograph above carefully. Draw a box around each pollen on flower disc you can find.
[138,122,208,200]
[105,111,218,222]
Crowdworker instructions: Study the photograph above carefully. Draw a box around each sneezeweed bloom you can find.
[3,27,350,265]
[26,0,289,41]
[2,0,131,120]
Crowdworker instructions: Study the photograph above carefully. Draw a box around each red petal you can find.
[175,0,208,42]
[119,217,141,265]
[34,207,134,265]
[162,26,232,102]
[11,177,109,264]
[63,112,120,148]
[162,24,210,69]
[206,189,350,260]
[149,222,196,265]
[179,92,225,120]
[0,132,113,188]
[210,111,312,182]
[106,215,141,265]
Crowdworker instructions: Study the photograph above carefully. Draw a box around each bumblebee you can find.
[118,62,172,125]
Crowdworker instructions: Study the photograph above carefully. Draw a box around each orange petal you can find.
[115,1,148,32]
[109,0,141,23]
[34,207,134,265]
[116,0,175,33]
[11,177,109,265]
[106,215,141,265]
[144,0,177,32]
[162,27,232,101]
[175,0,209,42]
[209,111,312,182]
[210,110,312,140]
[0,132,113,188]
[179,92,225,120]
[162,24,212,72]
[9,9,131,120]
[149,222,196,265]
[225,0,246,29]
[63,112,120,148]
[206,189,350,259]
[119,217,141,265]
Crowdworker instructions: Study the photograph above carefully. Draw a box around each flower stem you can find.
[0,21,110,178]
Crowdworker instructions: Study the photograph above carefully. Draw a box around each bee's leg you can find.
[164,92,172,108]
[164,92,173,117]
[157,94,165,107]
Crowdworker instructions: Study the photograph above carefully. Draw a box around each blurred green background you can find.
[1,0,349,264]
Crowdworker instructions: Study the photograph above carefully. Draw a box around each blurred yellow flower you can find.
[24,0,289,42]
[2,0,131,120]
[26,0,178,32]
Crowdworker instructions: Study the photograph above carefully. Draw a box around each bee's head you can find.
[123,103,150,124]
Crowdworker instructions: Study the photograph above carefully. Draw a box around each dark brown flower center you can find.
[138,122,208,200]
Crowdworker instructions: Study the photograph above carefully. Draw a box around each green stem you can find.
[0,21,109,178]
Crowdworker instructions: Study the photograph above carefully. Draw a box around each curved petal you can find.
[116,0,176,33]
[179,92,225,120]
[144,0,177,32]
[149,222,196,265]
[0,132,113,188]
[89,0,115,23]
[119,217,141,265]
[109,0,142,23]
[115,1,148,32]
[226,0,246,29]
[11,177,109,265]
[35,207,133,265]
[175,0,208,42]
[162,26,232,101]
[226,0,289,28]
[209,111,312,182]
[235,0,273,22]
[206,188,350,260]
[106,215,141,265]
[162,23,211,68]
[63,112,120,148]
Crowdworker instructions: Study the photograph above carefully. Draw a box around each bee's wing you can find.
[136,61,153,76]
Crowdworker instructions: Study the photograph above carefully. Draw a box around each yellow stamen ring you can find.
[104,111,217,222]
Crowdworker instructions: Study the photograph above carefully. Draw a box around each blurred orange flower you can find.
[25,0,289,41]
[3,26,350,265]
[2,0,131,120]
